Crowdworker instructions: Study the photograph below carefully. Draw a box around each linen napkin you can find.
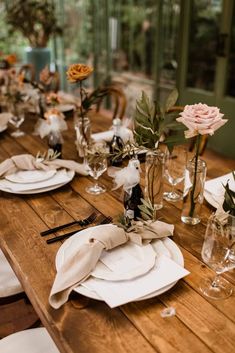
[92,127,133,144]
[49,226,128,309]
[204,172,235,208]
[49,221,174,309]
[0,154,88,178]
[205,172,235,196]
[83,255,189,308]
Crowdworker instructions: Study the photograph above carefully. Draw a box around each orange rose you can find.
[5,54,17,65]
[66,63,93,83]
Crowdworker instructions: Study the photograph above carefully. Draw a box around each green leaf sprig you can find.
[134,89,186,152]
[223,172,235,216]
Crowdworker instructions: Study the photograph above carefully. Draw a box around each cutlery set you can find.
[41,213,112,244]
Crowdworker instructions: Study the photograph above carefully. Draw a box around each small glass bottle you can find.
[110,118,124,166]
[48,130,63,158]
[123,159,143,220]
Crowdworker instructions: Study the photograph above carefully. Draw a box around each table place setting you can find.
[0,152,88,194]
[49,220,189,309]
[204,172,235,209]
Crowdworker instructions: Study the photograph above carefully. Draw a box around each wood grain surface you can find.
[0,112,235,353]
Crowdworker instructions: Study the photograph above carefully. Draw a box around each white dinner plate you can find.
[56,104,75,113]
[5,170,57,184]
[0,125,7,133]
[55,227,184,301]
[56,224,157,282]
[0,170,75,194]
[204,190,222,209]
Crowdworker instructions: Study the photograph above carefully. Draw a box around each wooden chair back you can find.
[95,86,127,120]
[19,64,35,82]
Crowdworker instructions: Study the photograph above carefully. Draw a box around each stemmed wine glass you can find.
[85,142,108,195]
[9,103,25,137]
[200,214,235,299]
[164,145,187,202]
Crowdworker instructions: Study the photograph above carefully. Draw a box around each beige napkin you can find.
[49,226,127,309]
[49,221,174,309]
[0,154,88,178]
[128,220,174,246]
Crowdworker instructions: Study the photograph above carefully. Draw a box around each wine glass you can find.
[200,214,235,299]
[164,145,187,202]
[9,103,25,137]
[85,142,108,195]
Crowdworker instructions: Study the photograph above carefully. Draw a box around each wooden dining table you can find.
[0,110,235,353]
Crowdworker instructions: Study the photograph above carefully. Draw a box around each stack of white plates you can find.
[0,169,75,194]
[55,224,189,308]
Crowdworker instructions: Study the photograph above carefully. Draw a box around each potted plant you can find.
[5,0,62,80]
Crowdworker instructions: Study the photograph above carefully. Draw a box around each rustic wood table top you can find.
[0,111,235,353]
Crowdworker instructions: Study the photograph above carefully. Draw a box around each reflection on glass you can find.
[187,0,222,91]
[226,4,235,97]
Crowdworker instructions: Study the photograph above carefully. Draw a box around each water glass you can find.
[85,142,108,195]
[164,145,187,202]
[200,213,235,299]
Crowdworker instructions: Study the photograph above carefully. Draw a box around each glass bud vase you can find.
[48,131,63,158]
[145,150,165,215]
[74,116,91,158]
[181,158,207,225]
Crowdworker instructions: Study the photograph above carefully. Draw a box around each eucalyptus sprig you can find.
[36,149,61,161]
[223,172,235,216]
[134,89,186,152]
[138,198,157,221]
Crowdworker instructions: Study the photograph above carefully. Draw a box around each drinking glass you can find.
[200,214,235,299]
[9,103,25,137]
[164,145,187,202]
[85,142,108,195]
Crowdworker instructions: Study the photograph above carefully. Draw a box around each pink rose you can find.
[176,103,227,138]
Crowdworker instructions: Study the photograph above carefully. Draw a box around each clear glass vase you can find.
[181,158,207,225]
[145,150,165,215]
[74,115,91,158]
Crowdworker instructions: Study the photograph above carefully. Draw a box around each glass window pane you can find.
[187,0,222,91]
[226,3,235,97]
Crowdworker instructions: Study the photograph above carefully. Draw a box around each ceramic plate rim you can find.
[204,190,221,209]
[55,229,184,301]
[56,224,156,282]
[0,125,7,133]
[5,169,57,184]
[56,104,75,112]
[0,170,75,194]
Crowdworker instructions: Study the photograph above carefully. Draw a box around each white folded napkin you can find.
[0,169,71,192]
[205,172,235,196]
[83,255,189,308]
[49,221,174,309]
[0,154,88,178]
[92,127,133,144]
